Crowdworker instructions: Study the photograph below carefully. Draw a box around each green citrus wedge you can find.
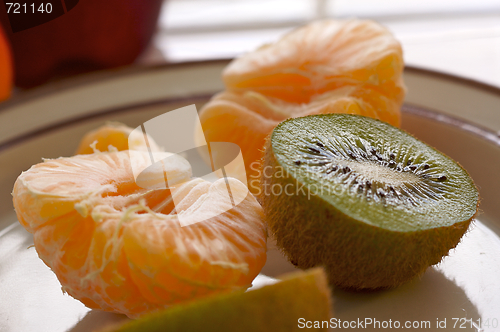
[99,268,332,332]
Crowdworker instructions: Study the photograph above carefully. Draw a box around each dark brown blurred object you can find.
[0,0,164,87]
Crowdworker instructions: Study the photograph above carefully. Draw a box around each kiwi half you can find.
[260,114,478,289]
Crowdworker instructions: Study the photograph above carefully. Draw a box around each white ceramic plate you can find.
[0,62,499,332]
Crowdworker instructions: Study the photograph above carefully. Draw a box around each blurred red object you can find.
[0,23,13,101]
[0,0,164,88]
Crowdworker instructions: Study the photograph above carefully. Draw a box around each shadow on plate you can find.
[66,310,129,332]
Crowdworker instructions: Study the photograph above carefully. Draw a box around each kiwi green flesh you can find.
[270,114,478,233]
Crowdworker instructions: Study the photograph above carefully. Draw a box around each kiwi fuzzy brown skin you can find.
[258,116,478,290]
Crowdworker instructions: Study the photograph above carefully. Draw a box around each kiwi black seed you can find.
[259,114,479,290]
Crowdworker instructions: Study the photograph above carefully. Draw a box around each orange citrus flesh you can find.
[0,24,13,102]
[223,19,405,108]
[197,19,406,189]
[76,122,163,154]
[13,127,267,318]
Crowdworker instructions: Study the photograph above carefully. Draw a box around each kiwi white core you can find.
[342,160,420,186]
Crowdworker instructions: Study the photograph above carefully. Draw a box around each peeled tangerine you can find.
[197,19,406,191]
[75,122,163,154]
[12,125,267,318]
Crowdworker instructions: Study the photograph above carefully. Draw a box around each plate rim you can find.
[1,60,500,111]
[0,62,499,153]
[1,62,500,332]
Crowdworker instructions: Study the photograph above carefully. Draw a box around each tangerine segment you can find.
[12,151,267,318]
[223,19,405,106]
[76,122,163,155]
[0,25,12,102]
[198,88,399,191]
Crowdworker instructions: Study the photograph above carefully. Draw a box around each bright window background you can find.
[141,0,500,87]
